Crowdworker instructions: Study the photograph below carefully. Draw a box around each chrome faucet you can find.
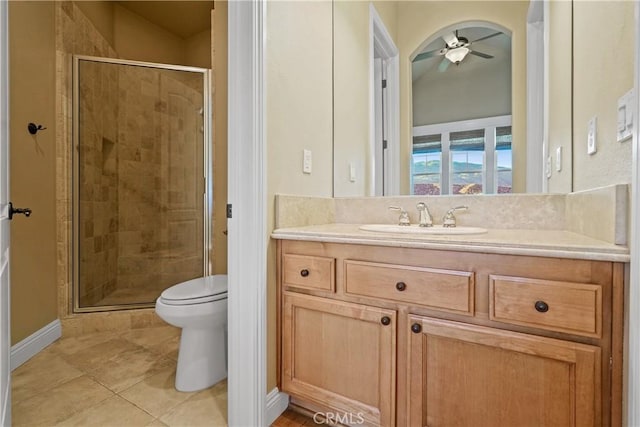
[416,202,433,227]
[389,206,410,226]
[442,206,468,228]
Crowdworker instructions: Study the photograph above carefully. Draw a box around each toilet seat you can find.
[160,275,228,306]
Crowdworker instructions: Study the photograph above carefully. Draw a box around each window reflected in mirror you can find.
[412,118,512,195]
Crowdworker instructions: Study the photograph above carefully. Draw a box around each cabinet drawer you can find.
[344,260,474,316]
[489,275,602,338]
[283,254,335,292]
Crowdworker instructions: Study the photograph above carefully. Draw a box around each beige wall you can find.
[266,0,333,391]
[75,1,115,47]
[213,3,228,275]
[9,1,58,344]
[333,1,398,197]
[546,0,573,193]
[571,1,633,191]
[412,55,511,126]
[186,29,213,69]
[397,1,529,193]
[77,1,211,68]
[113,4,184,65]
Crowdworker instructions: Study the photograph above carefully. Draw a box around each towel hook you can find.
[27,122,47,135]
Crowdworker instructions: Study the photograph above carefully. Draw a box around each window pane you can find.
[451,151,484,194]
[495,126,512,193]
[496,149,512,193]
[412,152,441,195]
[452,172,483,194]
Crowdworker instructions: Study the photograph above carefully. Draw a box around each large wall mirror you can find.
[333,0,635,197]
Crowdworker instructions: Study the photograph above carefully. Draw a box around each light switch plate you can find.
[617,89,634,142]
[555,147,562,172]
[587,116,597,155]
[349,162,356,182]
[303,149,312,174]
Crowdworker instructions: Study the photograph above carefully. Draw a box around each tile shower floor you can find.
[11,326,227,426]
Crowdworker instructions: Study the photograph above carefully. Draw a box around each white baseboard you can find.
[11,319,61,371]
[266,388,289,425]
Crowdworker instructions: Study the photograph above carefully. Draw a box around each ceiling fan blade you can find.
[441,32,459,48]
[469,50,494,59]
[438,58,450,72]
[470,31,502,44]
[414,48,444,62]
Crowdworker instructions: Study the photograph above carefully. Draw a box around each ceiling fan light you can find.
[445,47,469,64]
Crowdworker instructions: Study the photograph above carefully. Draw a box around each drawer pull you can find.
[300,269,310,277]
[380,316,391,326]
[534,300,549,313]
[395,281,407,291]
[411,323,422,334]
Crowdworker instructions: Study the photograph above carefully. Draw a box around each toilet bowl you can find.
[155,275,228,392]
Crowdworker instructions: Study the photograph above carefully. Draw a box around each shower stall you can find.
[72,56,212,312]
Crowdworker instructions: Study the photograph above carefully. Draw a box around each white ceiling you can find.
[412,27,511,82]
[116,1,213,39]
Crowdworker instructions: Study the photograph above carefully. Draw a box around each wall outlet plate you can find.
[555,147,562,172]
[587,116,597,155]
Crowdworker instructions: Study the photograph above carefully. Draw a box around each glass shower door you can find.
[73,56,211,311]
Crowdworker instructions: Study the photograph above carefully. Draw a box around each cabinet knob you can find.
[411,323,422,334]
[395,281,406,291]
[380,316,391,326]
[534,300,549,313]
[300,269,310,277]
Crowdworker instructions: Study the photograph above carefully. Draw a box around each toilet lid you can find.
[160,275,228,305]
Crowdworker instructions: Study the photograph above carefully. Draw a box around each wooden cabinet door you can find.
[407,316,601,427]
[282,292,396,426]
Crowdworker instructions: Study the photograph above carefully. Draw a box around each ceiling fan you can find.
[414,30,502,72]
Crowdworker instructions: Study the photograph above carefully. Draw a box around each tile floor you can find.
[11,325,227,426]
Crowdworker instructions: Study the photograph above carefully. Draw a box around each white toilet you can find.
[155,275,228,392]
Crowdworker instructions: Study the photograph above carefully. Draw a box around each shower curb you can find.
[10,319,61,371]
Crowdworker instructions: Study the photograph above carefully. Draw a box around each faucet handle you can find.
[389,206,410,226]
[442,206,468,228]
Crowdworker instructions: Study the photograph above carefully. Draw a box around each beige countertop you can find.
[272,223,630,262]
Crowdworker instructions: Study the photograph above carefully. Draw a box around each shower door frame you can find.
[71,55,213,313]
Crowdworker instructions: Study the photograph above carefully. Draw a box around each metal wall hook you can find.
[27,123,47,135]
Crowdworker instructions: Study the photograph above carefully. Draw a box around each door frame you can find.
[369,4,399,196]
[526,0,546,193]
[227,0,268,425]
[628,2,640,425]
[0,0,10,425]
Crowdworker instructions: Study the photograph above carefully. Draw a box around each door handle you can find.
[8,202,32,220]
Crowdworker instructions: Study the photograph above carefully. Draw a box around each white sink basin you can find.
[359,224,488,235]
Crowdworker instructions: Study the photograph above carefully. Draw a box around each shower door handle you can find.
[8,202,32,220]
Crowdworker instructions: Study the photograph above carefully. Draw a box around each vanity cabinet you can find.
[406,316,601,426]
[277,240,623,427]
[281,292,396,426]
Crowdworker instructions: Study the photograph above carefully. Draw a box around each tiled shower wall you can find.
[113,67,204,299]
[77,60,120,306]
[56,1,120,317]
[57,2,205,317]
